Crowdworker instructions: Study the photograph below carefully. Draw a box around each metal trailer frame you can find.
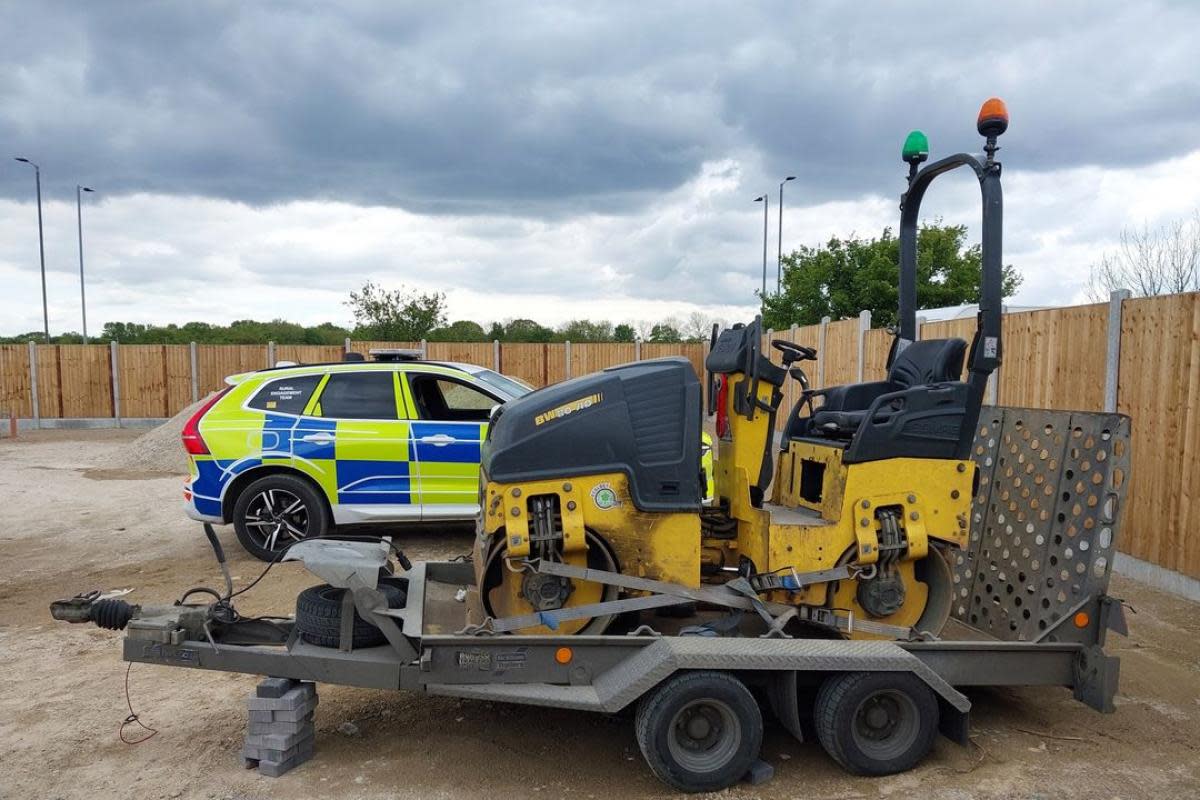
[105,404,1128,789]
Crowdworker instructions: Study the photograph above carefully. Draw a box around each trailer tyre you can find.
[294,579,407,649]
[814,671,938,776]
[635,671,762,793]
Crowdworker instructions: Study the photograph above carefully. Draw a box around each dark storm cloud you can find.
[2,1,1198,213]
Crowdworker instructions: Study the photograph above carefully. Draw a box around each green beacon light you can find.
[902,130,929,165]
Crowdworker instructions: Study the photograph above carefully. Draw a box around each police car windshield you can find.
[472,369,534,399]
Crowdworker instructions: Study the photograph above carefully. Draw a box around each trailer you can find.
[53,405,1129,793]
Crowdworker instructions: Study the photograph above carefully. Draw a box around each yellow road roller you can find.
[472,99,1011,641]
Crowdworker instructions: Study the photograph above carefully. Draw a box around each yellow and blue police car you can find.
[182,350,534,559]
[183,349,714,560]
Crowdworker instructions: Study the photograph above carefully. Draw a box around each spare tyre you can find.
[295,578,407,649]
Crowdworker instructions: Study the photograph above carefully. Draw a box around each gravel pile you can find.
[107,395,212,474]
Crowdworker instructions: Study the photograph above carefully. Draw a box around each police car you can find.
[182,350,535,560]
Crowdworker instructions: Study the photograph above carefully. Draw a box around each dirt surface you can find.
[1,429,1198,800]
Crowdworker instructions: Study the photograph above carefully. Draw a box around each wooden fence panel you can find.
[164,346,193,415]
[544,344,568,385]
[34,345,63,418]
[426,342,493,367]
[1000,304,1107,411]
[862,328,892,381]
[118,345,169,418]
[276,345,344,365]
[0,344,33,418]
[570,342,636,378]
[197,345,269,394]
[59,345,113,417]
[500,343,550,387]
[1117,293,1200,578]
[823,318,859,387]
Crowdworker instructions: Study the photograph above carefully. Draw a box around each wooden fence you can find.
[2,291,1199,580]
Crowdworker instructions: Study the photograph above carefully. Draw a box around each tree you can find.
[682,311,721,342]
[501,318,554,342]
[613,323,636,342]
[557,319,613,342]
[762,223,1022,328]
[1089,212,1200,299]
[346,282,447,341]
[648,322,683,343]
[428,320,487,341]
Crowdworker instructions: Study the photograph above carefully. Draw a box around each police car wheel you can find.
[233,474,329,561]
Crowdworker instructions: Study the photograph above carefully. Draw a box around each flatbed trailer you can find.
[60,405,1129,792]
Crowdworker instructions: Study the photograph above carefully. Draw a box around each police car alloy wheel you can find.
[233,474,330,561]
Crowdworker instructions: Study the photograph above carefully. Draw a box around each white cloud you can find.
[3,147,1200,336]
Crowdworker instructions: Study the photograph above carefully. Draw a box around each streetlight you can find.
[77,185,95,343]
[777,176,796,292]
[14,157,49,342]
[754,194,768,310]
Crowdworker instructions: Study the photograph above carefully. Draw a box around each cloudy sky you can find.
[2,1,1200,336]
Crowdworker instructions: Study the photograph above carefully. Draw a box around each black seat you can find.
[807,338,967,437]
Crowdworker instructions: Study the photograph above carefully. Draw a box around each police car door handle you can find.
[301,432,335,443]
[420,433,455,446]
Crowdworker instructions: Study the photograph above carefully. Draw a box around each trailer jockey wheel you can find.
[635,671,763,793]
[814,671,939,776]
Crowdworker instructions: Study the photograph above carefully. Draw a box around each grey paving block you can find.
[744,759,774,785]
[256,677,297,699]
[244,727,315,751]
[248,717,313,736]
[241,731,313,764]
[246,684,316,712]
[268,697,318,722]
[255,739,315,777]
[248,709,274,723]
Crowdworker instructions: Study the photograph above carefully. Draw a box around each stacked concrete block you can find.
[242,677,318,776]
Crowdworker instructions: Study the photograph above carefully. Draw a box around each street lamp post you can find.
[14,157,49,342]
[755,194,768,311]
[77,185,94,343]
[778,176,796,292]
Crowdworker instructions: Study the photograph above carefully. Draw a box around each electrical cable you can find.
[119,662,158,745]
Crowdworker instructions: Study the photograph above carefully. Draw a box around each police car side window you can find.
[318,372,398,420]
[247,375,322,414]
[410,376,497,422]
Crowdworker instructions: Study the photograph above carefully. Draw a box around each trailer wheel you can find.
[635,671,762,793]
[814,671,938,776]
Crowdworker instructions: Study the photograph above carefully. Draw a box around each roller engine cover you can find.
[483,358,704,512]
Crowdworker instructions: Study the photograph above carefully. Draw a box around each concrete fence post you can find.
[343,337,351,354]
[189,342,199,403]
[27,340,40,428]
[817,316,830,388]
[856,310,871,382]
[635,340,642,361]
[420,339,428,359]
[110,340,122,427]
[915,315,927,341]
[565,341,572,379]
[493,339,500,371]
[267,340,276,368]
[1105,288,1132,413]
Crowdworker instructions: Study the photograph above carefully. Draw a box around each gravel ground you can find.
[0,429,1198,799]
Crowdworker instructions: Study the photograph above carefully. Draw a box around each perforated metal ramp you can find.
[952,407,1131,642]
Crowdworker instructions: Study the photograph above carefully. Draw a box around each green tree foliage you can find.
[73,319,352,344]
[499,318,555,342]
[613,323,636,342]
[762,223,1022,328]
[428,320,488,341]
[346,281,447,341]
[557,319,614,342]
[648,323,683,343]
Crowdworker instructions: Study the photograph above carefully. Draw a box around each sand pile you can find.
[107,395,212,474]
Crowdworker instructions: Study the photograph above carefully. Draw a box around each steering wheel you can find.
[771,339,817,363]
